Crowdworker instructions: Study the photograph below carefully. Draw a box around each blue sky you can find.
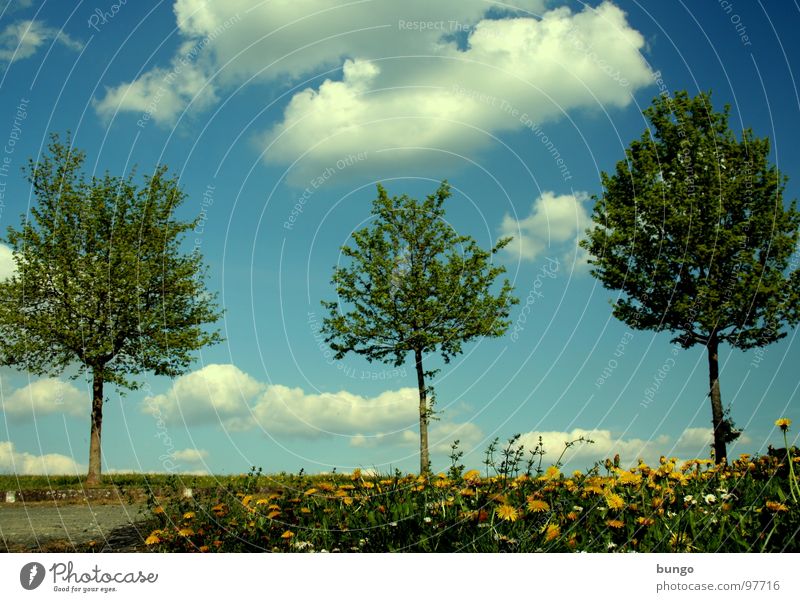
[0,0,799,477]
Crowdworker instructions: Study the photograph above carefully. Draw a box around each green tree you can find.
[0,134,223,484]
[321,181,517,474]
[581,90,800,463]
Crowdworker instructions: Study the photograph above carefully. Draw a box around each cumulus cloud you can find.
[0,440,83,475]
[170,448,209,464]
[0,243,15,280]
[517,426,753,468]
[1,377,86,421]
[142,363,420,438]
[500,190,592,264]
[95,1,652,179]
[242,385,419,437]
[350,420,484,453]
[0,19,82,64]
[143,363,263,425]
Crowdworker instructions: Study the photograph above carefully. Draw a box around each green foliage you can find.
[0,133,223,387]
[321,181,518,366]
[581,90,800,350]
[144,427,800,553]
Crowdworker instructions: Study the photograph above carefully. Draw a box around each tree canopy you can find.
[322,181,517,472]
[581,90,800,462]
[0,133,223,483]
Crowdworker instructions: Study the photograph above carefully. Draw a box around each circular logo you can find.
[20,562,46,591]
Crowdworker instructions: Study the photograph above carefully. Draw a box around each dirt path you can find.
[0,503,149,552]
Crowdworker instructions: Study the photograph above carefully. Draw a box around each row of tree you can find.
[1,90,798,482]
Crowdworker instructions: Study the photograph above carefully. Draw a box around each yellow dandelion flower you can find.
[304,488,318,496]
[544,524,560,542]
[242,495,253,507]
[526,498,550,513]
[566,511,579,521]
[211,503,225,512]
[256,499,270,506]
[433,479,450,489]
[584,485,605,496]
[636,516,655,526]
[775,418,792,431]
[606,493,625,510]
[463,469,482,483]
[573,470,583,478]
[617,471,642,486]
[267,510,280,519]
[351,468,362,480]
[182,511,196,520]
[319,482,335,492]
[543,466,561,481]
[496,504,519,522]
[343,496,353,506]
[606,519,624,529]
[152,506,165,515]
[300,507,311,514]
[338,484,355,491]
[459,488,475,497]
[178,528,194,537]
[669,532,692,552]
[198,545,209,552]
[280,530,294,539]
[766,501,788,512]
[144,533,161,545]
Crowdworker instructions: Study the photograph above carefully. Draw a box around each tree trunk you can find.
[707,331,727,464]
[86,369,104,485]
[414,348,430,474]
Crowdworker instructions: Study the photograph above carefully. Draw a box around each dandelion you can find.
[267,510,280,519]
[775,418,792,432]
[182,511,196,520]
[669,532,692,552]
[606,519,624,529]
[527,498,550,513]
[198,545,209,552]
[242,495,253,507]
[178,528,194,537]
[304,488,318,496]
[281,530,294,539]
[765,501,788,512]
[496,504,519,522]
[636,516,655,526]
[152,506,165,515]
[256,499,270,506]
[144,533,160,545]
[606,493,625,510]
[543,466,561,481]
[544,524,560,542]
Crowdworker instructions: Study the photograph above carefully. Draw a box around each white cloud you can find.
[143,363,263,425]
[170,447,209,464]
[0,19,82,64]
[0,243,14,280]
[350,420,483,453]
[500,190,592,263]
[243,385,419,437]
[95,1,653,179]
[517,426,753,468]
[0,440,83,475]
[1,377,86,421]
[142,363,420,438]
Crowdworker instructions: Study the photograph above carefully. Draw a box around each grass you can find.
[137,427,800,553]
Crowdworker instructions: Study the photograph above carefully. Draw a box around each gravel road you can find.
[0,504,149,552]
